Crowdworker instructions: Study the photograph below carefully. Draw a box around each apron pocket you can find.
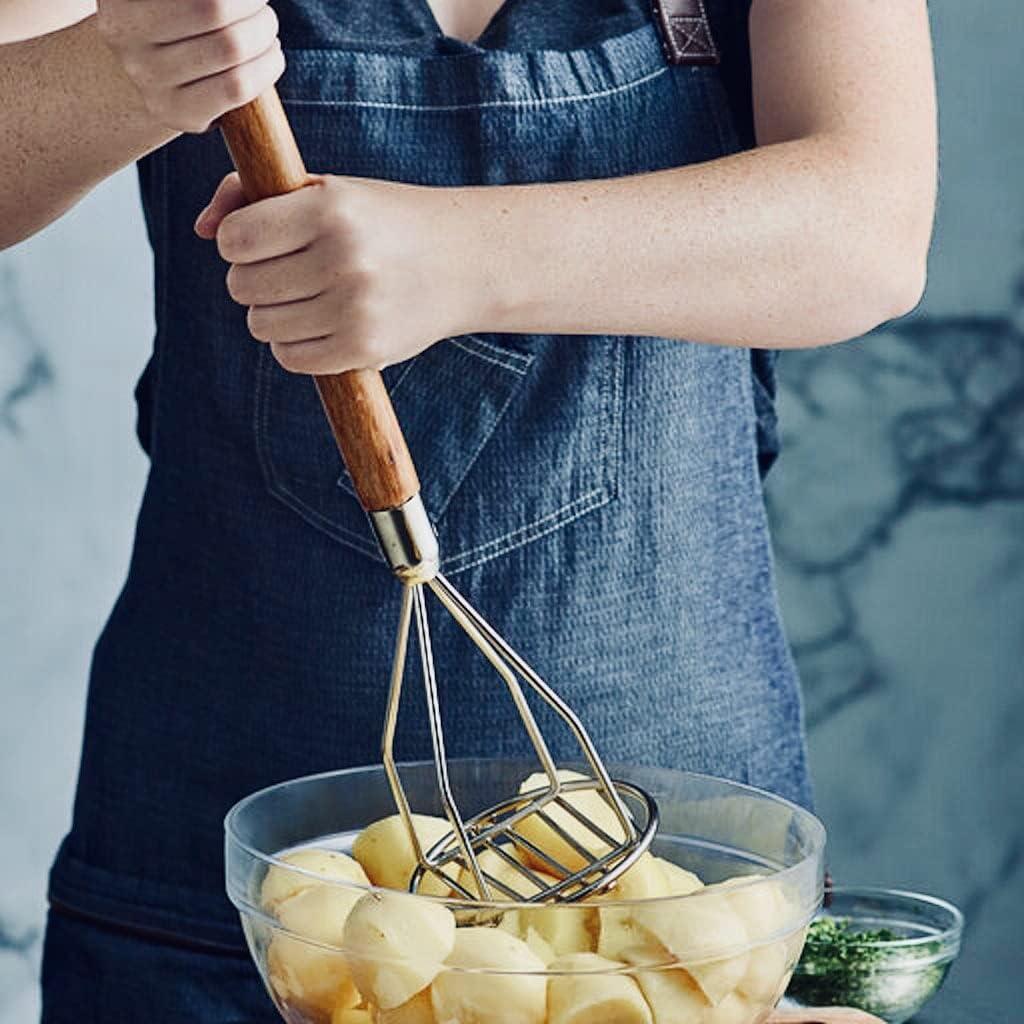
[253,333,624,571]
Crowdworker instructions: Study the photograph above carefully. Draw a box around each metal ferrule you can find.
[370,494,440,584]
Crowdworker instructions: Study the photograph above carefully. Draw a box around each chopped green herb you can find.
[788,916,950,1021]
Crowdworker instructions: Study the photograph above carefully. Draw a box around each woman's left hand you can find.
[195,172,485,373]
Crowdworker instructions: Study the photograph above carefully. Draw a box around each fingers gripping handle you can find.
[218,93,421,515]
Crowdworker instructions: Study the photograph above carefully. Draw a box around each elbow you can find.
[835,191,935,340]
[878,237,930,322]
[784,157,936,347]
[0,231,27,253]
[796,238,930,349]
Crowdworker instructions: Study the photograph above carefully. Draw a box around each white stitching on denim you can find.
[441,340,625,572]
[276,485,381,559]
[449,337,530,376]
[432,406,514,519]
[280,64,669,113]
[336,340,532,502]
[443,487,610,575]
[385,359,418,398]
[456,334,533,370]
[255,333,621,573]
[695,0,716,57]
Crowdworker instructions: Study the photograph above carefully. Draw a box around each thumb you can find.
[194,173,248,239]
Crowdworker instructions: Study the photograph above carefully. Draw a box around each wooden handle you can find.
[219,93,420,512]
[767,1010,885,1023]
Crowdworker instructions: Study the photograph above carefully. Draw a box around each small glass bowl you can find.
[785,885,963,1023]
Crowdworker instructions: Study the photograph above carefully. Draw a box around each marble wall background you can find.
[764,5,1024,1018]
[1,2,1021,1021]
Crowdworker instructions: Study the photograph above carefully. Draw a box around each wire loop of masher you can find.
[380,574,656,903]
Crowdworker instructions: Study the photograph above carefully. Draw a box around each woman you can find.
[1,0,936,1019]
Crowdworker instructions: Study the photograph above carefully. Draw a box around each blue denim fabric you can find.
[44,3,810,1019]
[41,909,275,1023]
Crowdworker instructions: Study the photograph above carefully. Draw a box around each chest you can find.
[421,0,511,42]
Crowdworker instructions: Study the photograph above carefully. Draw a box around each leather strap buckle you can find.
[651,0,720,66]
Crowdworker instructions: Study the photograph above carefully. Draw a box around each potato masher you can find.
[218,90,658,903]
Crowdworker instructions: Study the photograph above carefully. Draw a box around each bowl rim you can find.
[805,884,964,951]
[225,759,826,922]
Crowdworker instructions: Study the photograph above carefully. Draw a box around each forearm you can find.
[0,15,175,249]
[459,135,932,349]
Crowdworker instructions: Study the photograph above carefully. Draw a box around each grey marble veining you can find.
[1,168,153,1022]
[766,302,1024,1016]
[769,294,1024,730]
[0,266,53,433]
[767,284,1024,1021]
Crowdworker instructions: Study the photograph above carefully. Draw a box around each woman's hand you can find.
[196,172,486,374]
[96,0,285,132]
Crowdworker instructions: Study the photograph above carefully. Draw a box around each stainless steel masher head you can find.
[218,91,659,905]
[385,576,659,904]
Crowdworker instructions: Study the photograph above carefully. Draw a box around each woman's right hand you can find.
[95,0,285,133]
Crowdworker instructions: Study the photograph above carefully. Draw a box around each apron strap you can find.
[650,0,720,65]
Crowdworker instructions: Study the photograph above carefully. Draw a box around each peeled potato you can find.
[713,875,787,942]
[498,912,559,965]
[597,911,650,962]
[707,875,798,1003]
[343,891,456,1011]
[262,848,370,911]
[597,857,703,958]
[548,953,652,1024]
[458,846,551,901]
[737,938,790,1003]
[268,884,364,1017]
[379,988,437,1024]
[682,953,748,1008]
[461,847,597,956]
[332,1009,375,1024]
[522,923,559,965]
[430,927,547,1024]
[516,770,626,875]
[631,886,747,960]
[352,814,457,896]
[596,854,672,960]
[655,859,704,897]
[785,923,809,965]
[521,902,598,957]
[622,956,710,1024]
[606,855,671,900]
[419,868,462,899]
[703,991,758,1024]
[631,891,749,1004]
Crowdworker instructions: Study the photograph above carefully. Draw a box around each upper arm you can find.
[749,0,936,147]
[749,0,937,258]
[0,0,94,42]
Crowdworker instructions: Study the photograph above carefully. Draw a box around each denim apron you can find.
[42,1,810,1019]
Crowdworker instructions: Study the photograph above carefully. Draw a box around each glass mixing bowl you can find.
[226,759,826,1024]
